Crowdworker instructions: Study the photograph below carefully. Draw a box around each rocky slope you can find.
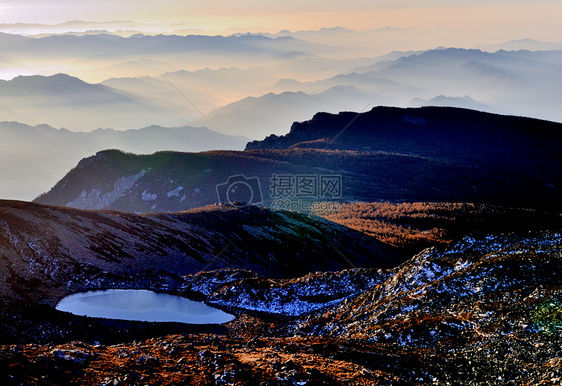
[296,230,562,384]
[184,268,392,317]
[0,334,423,385]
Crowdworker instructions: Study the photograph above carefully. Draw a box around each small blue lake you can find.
[56,289,235,324]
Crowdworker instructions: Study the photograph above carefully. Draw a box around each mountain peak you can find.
[246,106,561,151]
[8,72,89,85]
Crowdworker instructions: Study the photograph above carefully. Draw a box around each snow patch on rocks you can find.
[142,191,158,201]
[167,187,184,197]
[67,170,146,210]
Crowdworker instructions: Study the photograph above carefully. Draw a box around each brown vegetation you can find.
[312,201,562,255]
[0,333,414,385]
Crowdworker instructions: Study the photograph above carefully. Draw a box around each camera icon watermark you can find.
[216,174,263,207]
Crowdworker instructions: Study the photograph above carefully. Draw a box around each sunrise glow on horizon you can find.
[0,0,560,45]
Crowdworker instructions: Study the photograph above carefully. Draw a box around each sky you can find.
[0,0,561,43]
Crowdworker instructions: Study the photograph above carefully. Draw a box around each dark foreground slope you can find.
[35,107,562,213]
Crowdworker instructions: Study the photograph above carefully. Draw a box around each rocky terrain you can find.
[0,334,425,385]
[1,224,561,384]
[296,230,562,384]
[34,107,562,213]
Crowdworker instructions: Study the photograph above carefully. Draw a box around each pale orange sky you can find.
[0,0,561,44]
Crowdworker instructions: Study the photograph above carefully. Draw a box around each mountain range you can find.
[124,46,562,134]
[35,106,562,213]
[0,74,195,130]
[2,33,330,60]
[2,32,562,139]
[4,41,562,199]
[203,86,376,137]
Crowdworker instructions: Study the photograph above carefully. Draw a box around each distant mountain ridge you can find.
[196,47,562,136]
[409,95,493,111]
[0,73,196,130]
[0,121,248,200]
[3,33,330,58]
[3,45,562,138]
[476,38,562,52]
[204,85,372,136]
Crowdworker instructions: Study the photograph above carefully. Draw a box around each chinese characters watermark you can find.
[270,174,342,199]
[216,173,343,212]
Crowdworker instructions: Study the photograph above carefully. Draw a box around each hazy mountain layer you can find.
[204,85,374,137]
[0,121,247,201]
[3,31,562,139]
[199,48,562,136]
[0,74,196,130]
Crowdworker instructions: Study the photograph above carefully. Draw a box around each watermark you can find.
[216,173,343,212]
[216,174,263,206]
[270,200,343,212]
[270,174,342,199]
